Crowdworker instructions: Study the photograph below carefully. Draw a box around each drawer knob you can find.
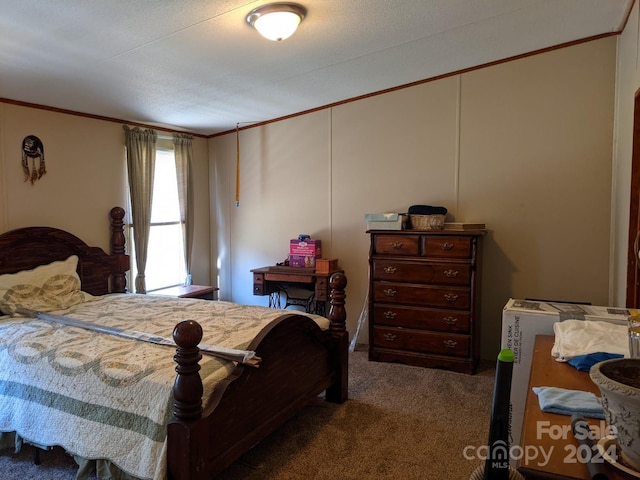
[443,269,459,278]
[383,333,397,342]
[391,241,404,249]
[383,266,397,274]
[443,316,458,326]
[383,311,397,320]
[444,293,459,302]
[440,242,454,250]
[443,339,458,349]
[384,288,397,297]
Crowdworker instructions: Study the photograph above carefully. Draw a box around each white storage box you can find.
[501,298,631,452]
[365,213,406,230]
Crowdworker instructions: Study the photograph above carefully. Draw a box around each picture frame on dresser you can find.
[367,228,486,374]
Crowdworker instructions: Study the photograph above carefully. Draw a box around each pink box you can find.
[289,255,319,268]
[289,239,321,257]
[289,239,322,268]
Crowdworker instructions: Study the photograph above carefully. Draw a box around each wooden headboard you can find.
[0,207,130,295]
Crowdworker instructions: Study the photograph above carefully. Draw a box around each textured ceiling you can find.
[0,0,633,136]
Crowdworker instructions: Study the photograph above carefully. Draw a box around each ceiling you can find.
[0,0,633,136]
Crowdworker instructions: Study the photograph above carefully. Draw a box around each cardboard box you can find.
[501,298,631,451]
[365,213,406,230]
[316,258,339,274]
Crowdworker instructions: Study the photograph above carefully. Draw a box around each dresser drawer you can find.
[372,326,470,357]
[373,282,470,309]
[372,305,470,333]
[423,236,472,259]
[372,259,471,286]
[374,235,420,256]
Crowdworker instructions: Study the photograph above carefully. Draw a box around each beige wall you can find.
[612,2,639,307]
[211,37,617,359]
[0,104,212,287]
[0,35,620,361]
[211,112,332,304]
[0,104,127,248]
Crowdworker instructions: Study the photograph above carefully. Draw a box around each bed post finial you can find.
[172,320,204,421]
[328,272,347,334]
[327,272,348,403]
[109,207,126,255]
[109,207,129,293]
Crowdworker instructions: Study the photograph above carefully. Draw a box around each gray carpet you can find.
[0,348,496,479]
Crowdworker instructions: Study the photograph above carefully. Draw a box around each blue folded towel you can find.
[532,386,605,419]
[567,352,624,372]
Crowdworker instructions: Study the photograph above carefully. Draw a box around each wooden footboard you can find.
[0,207,347,480]
[167,272,348,480]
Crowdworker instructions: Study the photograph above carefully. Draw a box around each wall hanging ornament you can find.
[22,135,46,184]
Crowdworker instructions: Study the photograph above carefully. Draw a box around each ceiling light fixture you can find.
[246,3,307,41]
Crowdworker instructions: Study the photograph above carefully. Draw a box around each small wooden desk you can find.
[150,284,218,300]
[250,266,341,316]
[518,335,632,479]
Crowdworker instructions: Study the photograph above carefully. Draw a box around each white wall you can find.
[211,37,617,359]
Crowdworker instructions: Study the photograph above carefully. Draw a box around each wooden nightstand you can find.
[518,335,627,479]
[150,284,218,300]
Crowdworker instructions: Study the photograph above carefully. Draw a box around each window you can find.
[129,146,185,292]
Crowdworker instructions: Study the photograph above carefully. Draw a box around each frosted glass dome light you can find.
[246,3,307,42]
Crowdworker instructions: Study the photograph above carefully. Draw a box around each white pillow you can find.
[0,255,88,315]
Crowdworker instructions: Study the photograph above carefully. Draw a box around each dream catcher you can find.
[22,135,46,184]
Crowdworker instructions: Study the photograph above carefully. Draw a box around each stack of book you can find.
[443,222,485,231]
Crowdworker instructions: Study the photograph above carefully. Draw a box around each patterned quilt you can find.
[0,294,329,479]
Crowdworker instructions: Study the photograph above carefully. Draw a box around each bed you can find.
[0,206,349,480]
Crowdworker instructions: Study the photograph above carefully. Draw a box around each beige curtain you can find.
[123,126,157,294]
[173,133,194,285]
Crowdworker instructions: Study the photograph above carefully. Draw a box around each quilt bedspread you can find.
[0,293,329,479]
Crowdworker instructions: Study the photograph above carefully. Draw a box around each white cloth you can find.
[552,319,629,361]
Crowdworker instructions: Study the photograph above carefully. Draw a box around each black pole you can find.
[484,349,514,480]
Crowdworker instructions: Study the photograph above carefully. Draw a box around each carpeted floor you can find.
[0,348,496,479]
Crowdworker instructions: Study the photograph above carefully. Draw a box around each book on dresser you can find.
[443,222,486,231]
[367,228,486,374]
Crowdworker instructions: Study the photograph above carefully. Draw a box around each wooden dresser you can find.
[367,229,485,374]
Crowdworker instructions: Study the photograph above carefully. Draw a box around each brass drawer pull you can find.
[383,311,397,320]
[443,316,458,326]
[444,293,459,302]
[440,242,454,250]
[391,241,404,249]
[383,266,397,274]
[384,288,397,297]
[383,333,397,342]
[443,339,458,349]
[443,269,459,278]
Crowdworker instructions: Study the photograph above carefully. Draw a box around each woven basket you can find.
[409,214,445,230]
